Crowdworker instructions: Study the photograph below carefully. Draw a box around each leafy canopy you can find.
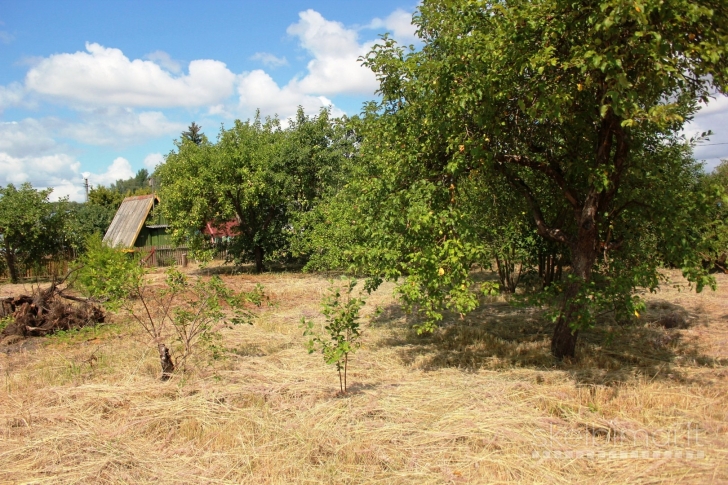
[0,183,71,283]
[158,107,353,272]
[343,0,727,357]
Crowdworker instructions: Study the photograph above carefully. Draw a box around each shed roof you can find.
[103,194,159,248]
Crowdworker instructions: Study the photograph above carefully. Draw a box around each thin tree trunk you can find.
[158,343,175,380]
[4,241,18,284]
[253,245,265,273]
[344,353,348,393]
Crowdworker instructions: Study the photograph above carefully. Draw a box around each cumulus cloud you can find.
[236,69,341,121]
[0,121,83,200]
[286,10,379,96]
[366,8,419,44]
[58,157,135,202]
[143,152,165,170]
[0,120,144,201]
[25,42,236,107]
[684,95,728,170]
[53,107,186,146]
[144,50,182,73]
[235,9,390,120]
[251,52,288,68]
[0,82,25,111]
[0,119,57,158]
[84,157,135,188]
[0,151,80,187]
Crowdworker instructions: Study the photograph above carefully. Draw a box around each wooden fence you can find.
[138,245,228,267]
[0,259,71,282]
[0,245,231,281]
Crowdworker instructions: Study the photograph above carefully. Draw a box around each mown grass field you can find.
[1,266,727,484]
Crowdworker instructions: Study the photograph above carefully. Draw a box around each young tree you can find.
[0,183,69,283]
[360,0,727,358]
[75,235,265,379]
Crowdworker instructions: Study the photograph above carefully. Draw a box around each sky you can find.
[0,1,726,203]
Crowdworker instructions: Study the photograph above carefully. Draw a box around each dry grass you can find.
[1,265,727,484]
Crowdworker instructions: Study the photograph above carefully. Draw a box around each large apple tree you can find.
[358,0,727,358]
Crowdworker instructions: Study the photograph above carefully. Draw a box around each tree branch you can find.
[499,154,580,208]
[494,162,571,245]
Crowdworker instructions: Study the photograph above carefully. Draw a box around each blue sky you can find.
[0,1,726,202]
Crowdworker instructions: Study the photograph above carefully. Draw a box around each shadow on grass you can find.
[191,261,307,277]
[373,296,722,386]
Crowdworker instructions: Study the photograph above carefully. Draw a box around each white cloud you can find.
[0,119,57,158]
[25,42,236,107]
[0,139,84,201]
[234,9,391,120]
[144,50,182,73]
[0,120,142,201]
[143,153,165,170]
[367,8,419,44]
[53,107,186,146]
[684,95,728,171]
[0,151,79,187]
[0,30,13,44]
[84,157,135,188]
[286,10,379,96]
[236,69,341,121]
[251,52,288,68]
[0,82,25,111]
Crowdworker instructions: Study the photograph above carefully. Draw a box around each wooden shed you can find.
[103,194,171,249]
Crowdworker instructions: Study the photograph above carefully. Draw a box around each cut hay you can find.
[0,264,726,484]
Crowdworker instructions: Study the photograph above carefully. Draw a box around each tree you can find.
[359,0,727,358]
[75,235,264,379]
[181,122,204,145]
[158,108,352,273]
[64,202,117,249]
[87,185,124,210]
[700,159,728,272]
[109,169,151,195]
[0,183,69,283]
[159,113,285,273]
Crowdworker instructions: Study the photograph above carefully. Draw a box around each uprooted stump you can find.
[0,288,105,339]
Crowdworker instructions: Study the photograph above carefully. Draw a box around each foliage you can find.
[109,169,152,196]
[303,278,365,393]
[75,235,264,377]
[290,175,365,273]
[73,234,144,308]
[158,107,353,272]
[0,183,71,283]
[64,202,117,249]
[87,185,125,210]
[165,268,265,367]
[700,159,728,271]
[351,0,727,357]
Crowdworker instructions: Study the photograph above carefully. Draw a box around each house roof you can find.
[103,194,159,248]
[203,221,239,238]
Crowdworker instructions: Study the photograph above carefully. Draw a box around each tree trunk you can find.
[253,245,265,273]
[551,202,599,359]
[158,343,175,381]
[4,241,18,284]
